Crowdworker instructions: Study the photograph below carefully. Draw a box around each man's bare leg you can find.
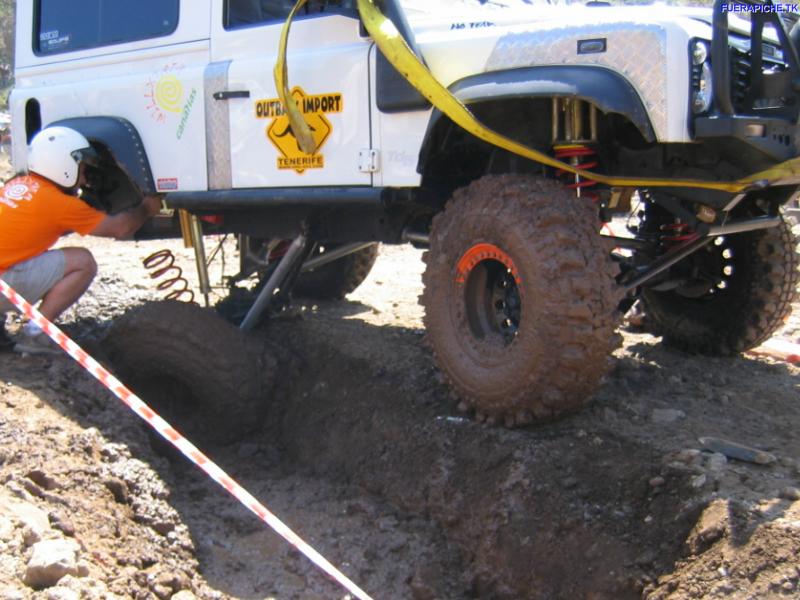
[38,247,97,322]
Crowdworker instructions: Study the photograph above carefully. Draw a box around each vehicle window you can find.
[224,1,353,29]
[225,0,294,28]
[35,0,179,55]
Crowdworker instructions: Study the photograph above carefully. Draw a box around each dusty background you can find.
[0,153,799,599]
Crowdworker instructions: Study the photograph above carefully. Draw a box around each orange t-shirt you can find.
[0,174,105,271]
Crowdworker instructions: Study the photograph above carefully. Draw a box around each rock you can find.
[151,520,176,535]
[666,449,703,471]
[705,453,728,472]
[649,476,666,488]
[46,587,79,600]
[698,437,776,465]
[780,486,800,501]
[23,524,43,547]
[103,478,129,504]
[151,569,190,598]
[0,587,26,600]
[76,561,90,577]
[0,490,50,534]
[49,511,75,537]
[172,592,198,600]
[24,538,80,589]
[651,409,686,425]
[100,443,126,463]
[691,474,707,489]
[5,480,36,502]
[26,469,60,491]
[0,515,14,542]
[685,501,729,556]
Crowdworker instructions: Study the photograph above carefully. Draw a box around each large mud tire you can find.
[294,243,379,300]
[421,175,622,425]
[102,301,276,445]
[641,214,799,355]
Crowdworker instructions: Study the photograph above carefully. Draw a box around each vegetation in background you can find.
[0,0,13,110]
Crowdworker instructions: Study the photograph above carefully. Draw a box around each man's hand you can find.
[142,195,163,218]
[90,194,164,240]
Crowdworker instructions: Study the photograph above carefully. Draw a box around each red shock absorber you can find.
[553,144,599,202]
[661,222,698,246]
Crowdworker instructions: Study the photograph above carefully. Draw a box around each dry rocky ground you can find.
[0,162,798,598]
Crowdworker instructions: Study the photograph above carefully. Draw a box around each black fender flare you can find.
[418,65,656,172]
[50,116,156,213]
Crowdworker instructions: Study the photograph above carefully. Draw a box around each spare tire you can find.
[294,243,379,300]
[102,301,276,445]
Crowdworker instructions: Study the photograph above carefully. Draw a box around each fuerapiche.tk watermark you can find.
[721,3,798,12]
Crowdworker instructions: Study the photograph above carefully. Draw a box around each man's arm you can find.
[89,196,162,239]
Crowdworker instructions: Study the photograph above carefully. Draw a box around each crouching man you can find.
[0,126,161,355]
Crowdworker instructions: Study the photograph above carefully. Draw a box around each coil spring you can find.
[142,249,195,302]
[553,144,599,202]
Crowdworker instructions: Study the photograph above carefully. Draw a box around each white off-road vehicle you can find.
[10,0,800,428]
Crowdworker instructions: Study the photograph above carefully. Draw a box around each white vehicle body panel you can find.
[368,47,429,188]
[10,0,719,192]
[410,7,713,143]
[11,0,212,192]
[211,9,372,188]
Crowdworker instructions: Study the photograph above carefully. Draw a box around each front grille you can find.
[727,34,788,114]
[731,46,751,111]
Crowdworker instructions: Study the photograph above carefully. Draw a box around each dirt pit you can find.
[0,229,799,599]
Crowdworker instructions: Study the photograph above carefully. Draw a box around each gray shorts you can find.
[0,250,66,313]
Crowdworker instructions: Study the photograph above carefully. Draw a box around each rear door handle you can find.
[213,90,251,100]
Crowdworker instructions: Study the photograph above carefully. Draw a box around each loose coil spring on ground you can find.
[142,249,195,302]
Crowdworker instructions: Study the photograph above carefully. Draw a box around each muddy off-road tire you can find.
[103,301,276,445]
[294,243,379,300]
[641,214,799,355]
[421,175,622,426]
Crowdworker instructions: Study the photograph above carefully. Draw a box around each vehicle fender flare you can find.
[50,116,156,195]
[417,65,656,173]
[48,116,156,214]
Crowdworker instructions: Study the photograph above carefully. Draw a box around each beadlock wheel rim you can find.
[456,243,522,346]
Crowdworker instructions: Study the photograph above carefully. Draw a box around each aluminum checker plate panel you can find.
[486,23,668,140]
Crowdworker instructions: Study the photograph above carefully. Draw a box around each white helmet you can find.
[28,127,95,188]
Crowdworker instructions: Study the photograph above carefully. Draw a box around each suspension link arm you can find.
[240,233,310,332]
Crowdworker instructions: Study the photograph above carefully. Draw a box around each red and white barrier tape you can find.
[748,337,800,365]
[0,280,374,600]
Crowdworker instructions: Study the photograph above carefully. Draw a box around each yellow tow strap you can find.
[276,0,800,194]
[274,0,316,154]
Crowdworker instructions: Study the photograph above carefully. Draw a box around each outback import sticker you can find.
[255,87,343,174]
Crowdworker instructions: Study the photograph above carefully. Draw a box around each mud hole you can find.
[0,232,799,599]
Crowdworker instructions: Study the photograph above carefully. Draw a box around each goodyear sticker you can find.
[255,87,343,174]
